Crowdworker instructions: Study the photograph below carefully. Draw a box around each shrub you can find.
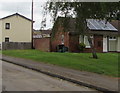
[78,43,86,52]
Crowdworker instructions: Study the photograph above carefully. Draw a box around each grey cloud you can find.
[0,1,52,29]
[0,2,31,15]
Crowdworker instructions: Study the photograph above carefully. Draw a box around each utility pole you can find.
[31,0,34,49]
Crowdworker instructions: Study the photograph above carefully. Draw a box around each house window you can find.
[61,35,64,44]
[79,35,84,43]
[5,23,10,29]
[84,36,91,48]
[5,37,9,42]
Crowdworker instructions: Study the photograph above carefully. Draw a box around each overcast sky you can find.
[0,0,53,30]
[0,0,119,30]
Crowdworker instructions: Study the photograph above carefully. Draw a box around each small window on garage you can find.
[109,36,117,40]
[113,37,116,39]
[5,23,10,29]
[5,37,9,42]
[109,37,112,39]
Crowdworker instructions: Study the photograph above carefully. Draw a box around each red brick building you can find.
[51,17,119,53]
[50,17,80,52]
[33,30,51,52]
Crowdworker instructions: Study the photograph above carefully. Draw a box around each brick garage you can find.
[51,17,80,52]
[33,37,51,52]
[51,31,70,52]
[50,21,80,52]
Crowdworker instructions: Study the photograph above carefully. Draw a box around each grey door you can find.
[109,38,117,51]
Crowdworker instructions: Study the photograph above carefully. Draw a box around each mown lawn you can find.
[0,51,1,54]
[2,50,119,77]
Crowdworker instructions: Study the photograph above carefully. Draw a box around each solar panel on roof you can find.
[87,23,95,29]
[94,20,103,29]
[87,20,95,29]
[87,19,97,29]
[86,19,118,31]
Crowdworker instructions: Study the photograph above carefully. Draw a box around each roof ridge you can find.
[0,13,33,22]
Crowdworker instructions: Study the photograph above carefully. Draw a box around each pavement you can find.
[2,55,119,93]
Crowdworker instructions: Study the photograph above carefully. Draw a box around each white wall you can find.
[2,15,32,42]
[103,36,108,52]
[0,20,2,43]
[0,20,2,49]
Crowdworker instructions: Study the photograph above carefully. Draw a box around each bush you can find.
[78,43,86,52]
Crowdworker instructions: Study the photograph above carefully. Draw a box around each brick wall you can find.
[51,17,80,52]
[69,35,79,52]
[34,38,50,52]
[84,35,103,53]
[84,48,92,53]
[51,31,80,52]
[51,31,69,52]
[94,35,103,52]
[51,33,103,53]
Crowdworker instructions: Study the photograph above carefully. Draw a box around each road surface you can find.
[2,60,98,91]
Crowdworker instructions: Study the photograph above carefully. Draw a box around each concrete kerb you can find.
[2,59,119,93]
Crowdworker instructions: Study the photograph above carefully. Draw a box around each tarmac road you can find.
[2,60,98,91]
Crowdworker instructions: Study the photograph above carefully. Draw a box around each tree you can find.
[42,1,120,59]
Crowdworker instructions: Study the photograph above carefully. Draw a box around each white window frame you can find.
[61,34,64,44]
[5,37,9,42]
[84,36,91,48]
[5,23,10,29]
[5,36,12,42]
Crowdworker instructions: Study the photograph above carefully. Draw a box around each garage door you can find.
[109,37,117,51]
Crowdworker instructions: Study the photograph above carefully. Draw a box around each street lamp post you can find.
[31,0,34,49]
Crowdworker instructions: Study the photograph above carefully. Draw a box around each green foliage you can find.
[2,50,119,77]
[78,43,86,52]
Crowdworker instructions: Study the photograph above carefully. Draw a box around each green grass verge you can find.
[0,51,2,54]
[2,50,119,77]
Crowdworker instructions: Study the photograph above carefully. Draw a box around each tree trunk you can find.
[87,35,98,59]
